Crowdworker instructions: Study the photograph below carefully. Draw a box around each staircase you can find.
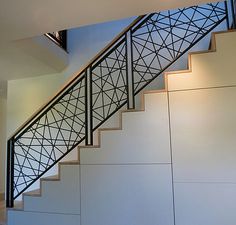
[5,29,236,225]
[3,0,236,224]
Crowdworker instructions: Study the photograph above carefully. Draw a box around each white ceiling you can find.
[0,0,217,42]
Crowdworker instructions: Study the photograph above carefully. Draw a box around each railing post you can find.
[6,138,14,208]
[225,1,230,29]
[85,67,93,145]
[125,31,135,109]
[230,0,236,28]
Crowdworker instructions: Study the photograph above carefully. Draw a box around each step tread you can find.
[59,160,80,165]
[41,175,59,181]
[23,189,40,197]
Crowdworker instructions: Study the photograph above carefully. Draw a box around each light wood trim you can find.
[0,193,4,201]
[8,15,145,140]
[59,160,80,165]
[23,189,40,197]
[41,175,59,182]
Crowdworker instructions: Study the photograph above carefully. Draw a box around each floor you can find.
[0,201,6,225]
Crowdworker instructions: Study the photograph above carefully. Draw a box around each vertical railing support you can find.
[225,1,230,29]
[85,67,93,145]
[230,0,236,28]
[6,138,14,208]
[126,31,135,109]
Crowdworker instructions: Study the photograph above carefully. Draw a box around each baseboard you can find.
[0,193,4,201]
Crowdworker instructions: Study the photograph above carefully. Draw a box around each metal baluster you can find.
[6,138,14,208]
[85,67,93,145]
[125,31,135,109]
[230,0,236,28]
[225,1,230,29]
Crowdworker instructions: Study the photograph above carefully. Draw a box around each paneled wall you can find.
[168,31,236,225]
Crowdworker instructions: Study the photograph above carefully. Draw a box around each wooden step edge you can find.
[41,175,60,182]
[59,160,80,165]
[98,127,121,132]
[120,109,144,114]
[78,145,100,150]
[23,189,41,197]
[142,89,167,95]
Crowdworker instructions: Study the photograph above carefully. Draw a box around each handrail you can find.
[6,1,228,207]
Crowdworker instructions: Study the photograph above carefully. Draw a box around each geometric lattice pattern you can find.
[91,39,128,129]
[8,1,227,204]
[132,2,226,93]
[13,75,86,198]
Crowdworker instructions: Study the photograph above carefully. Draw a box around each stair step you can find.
[59,160,80,165]
[23,189,40,197]
[41,175,59,182]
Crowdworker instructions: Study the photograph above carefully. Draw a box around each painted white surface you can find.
[0,35,68,81]
[80,92,171,164]
[170,87,236,183]
[167,31,236,225]
[7,73,66,137]
[7,210,80,225]
[24,165,80,214]
[81,164,174,225]
[175,183,236,225]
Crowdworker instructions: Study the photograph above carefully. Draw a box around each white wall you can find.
[0,81,7,195]
[168,31,236,225]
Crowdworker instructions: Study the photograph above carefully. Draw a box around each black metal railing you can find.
[45,30,67,51]
[7,1,232,207]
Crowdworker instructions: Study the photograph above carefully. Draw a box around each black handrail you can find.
[6,1,229,207]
